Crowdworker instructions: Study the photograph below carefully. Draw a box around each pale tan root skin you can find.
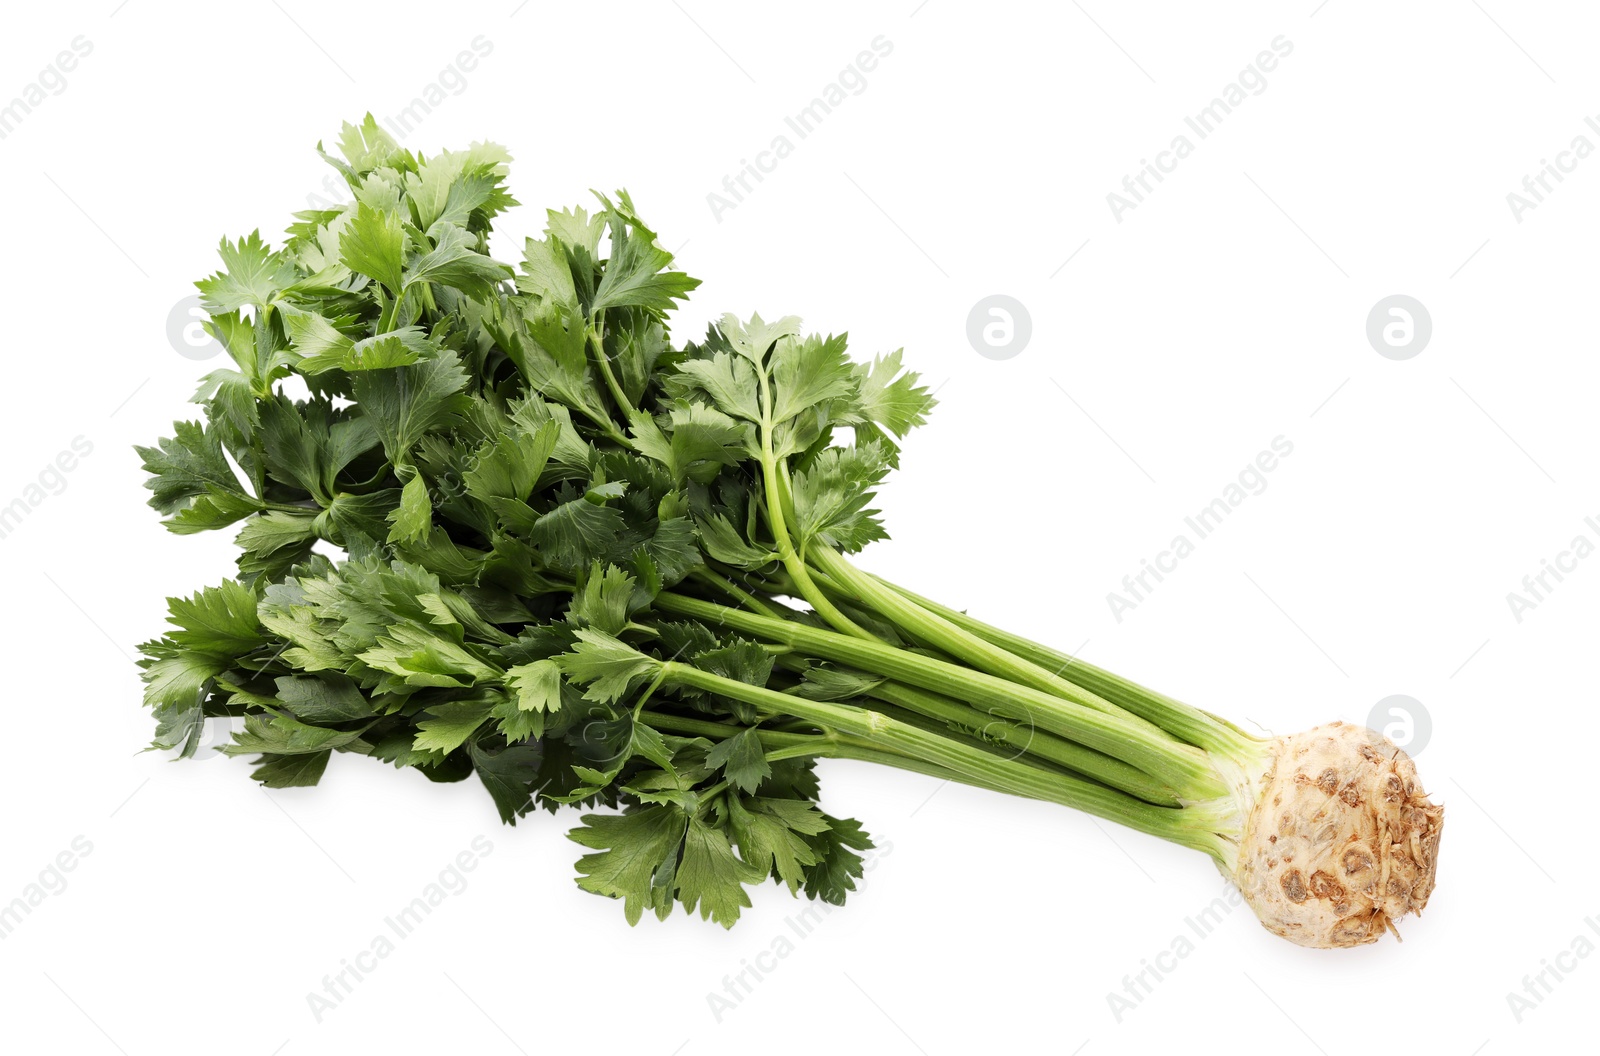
[1232,721,1443,949]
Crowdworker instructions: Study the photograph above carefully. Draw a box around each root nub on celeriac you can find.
[1233,722,1444,949]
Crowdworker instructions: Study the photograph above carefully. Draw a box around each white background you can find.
[1,1,1594,1053]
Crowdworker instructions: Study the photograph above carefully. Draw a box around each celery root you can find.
[135,119,1445,948]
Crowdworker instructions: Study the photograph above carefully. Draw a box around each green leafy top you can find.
[136,116,936,928]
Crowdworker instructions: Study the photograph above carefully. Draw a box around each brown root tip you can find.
[1233,722,1444,949]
